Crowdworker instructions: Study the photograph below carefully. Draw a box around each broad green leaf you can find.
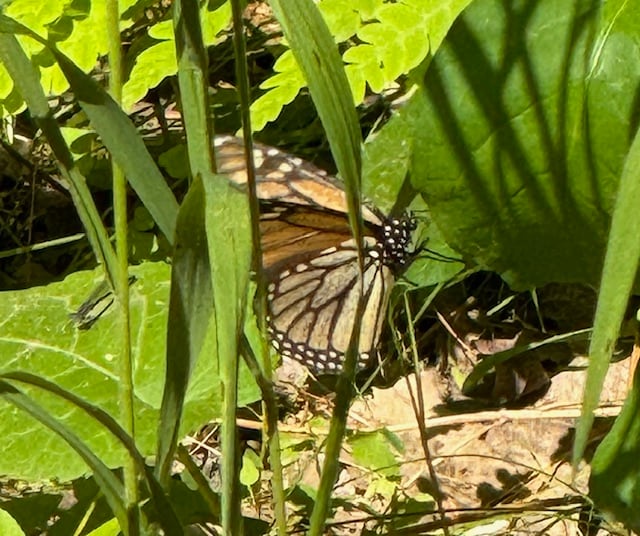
[0,382,129,532]
[363,120,465,287]
[0,372,183,533]
[0,262,259,481]
[402,0,639,289]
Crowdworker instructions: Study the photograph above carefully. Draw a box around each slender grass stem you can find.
[106,0,139,530]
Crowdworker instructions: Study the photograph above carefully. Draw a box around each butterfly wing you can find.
[214,135,383,225]
[214,135,409,374]
[267,237,395,372]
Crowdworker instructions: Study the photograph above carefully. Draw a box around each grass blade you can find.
[204,174,251,534]
[0,380,130,533]
[2,371,184,534]
[573,122,640,466]
[173,0,215,181]
[156,177,213,488]
[267,2,364,533]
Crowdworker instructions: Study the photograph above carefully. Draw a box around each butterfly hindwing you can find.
[267,239,394,373]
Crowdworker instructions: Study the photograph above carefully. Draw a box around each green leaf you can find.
[158,144,190,179]
[462,329,591,394]
[122,41,177,111]
[589,370,640,532]
[317,0,361,41]
[240,449,261,487]
[577,32,640,526]
[251,0,471,129]
[347,1,435,90]
[363,120,465,287]
[155,177,215,486]
[4,0,64,36]
[1,372,183,534]
[402,0,638,289]
[251,50,306,131]
[572,0,640,467]
[122,1,231,110]
[270,0,363,248]
[348,430,400,478]
[364,476,397,501]
[1,0,139,107]
[0,509,24,536]
[0,262,259,482]
[86,518,120,536]
[0,16,180,246]
[53,50,179,243]
[202,170,251,532]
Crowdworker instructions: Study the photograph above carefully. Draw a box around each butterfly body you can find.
[214,136,414,374]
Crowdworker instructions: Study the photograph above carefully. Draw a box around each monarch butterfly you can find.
[214,136,415,374]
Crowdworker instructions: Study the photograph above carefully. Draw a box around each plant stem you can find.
[106,0,139,530]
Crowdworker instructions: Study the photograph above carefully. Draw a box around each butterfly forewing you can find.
[259,208,355,271]
[214,135,383,225]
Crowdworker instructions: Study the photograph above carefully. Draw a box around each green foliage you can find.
[381,0,639,290]
[0,0,470,134]
[122,2,231,110]
[584,47,640,529]
[86,518,120,536]
[590,369,640,532]
[362,117,465,287]
[348,430,401,479]
[250,0,473,131]
[2,0,126,100]
[5,0,640,531]
[0,509,23,536]
[240,449,261,488]
[0,0,230,113]
[0,262,260,481]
